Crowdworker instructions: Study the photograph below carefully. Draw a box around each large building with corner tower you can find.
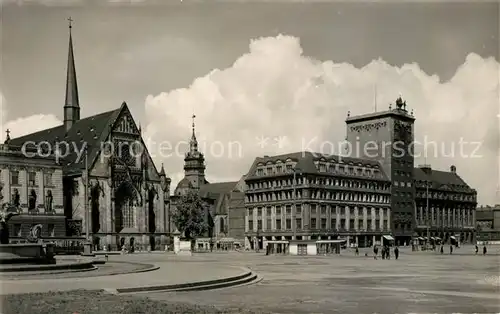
[8,21,172,251]
[244,96,477,251]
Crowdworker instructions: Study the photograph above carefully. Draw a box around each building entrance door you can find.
[298,244,307,255]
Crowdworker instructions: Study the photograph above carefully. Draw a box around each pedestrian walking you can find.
[355,247,359,256]
[373,246,378,260]
[386,247,391,260]
[440,245,444,254]
[483,245,487,255]
[449,245,453,255]
[475,245,479,255]
[394,246,399,260]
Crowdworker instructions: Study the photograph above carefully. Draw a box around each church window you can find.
[44,173,53,186]
[28,172,36,186]
[122,201,134,228]
[220,218,225,234]
[10,171,19,185]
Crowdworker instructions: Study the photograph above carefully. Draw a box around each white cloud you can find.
[0,92,61,141]
[144,34,500,205]
[4,115,61,139]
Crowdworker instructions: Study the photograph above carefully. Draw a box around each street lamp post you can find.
[82,144,93,256]
[426,179,430,249]
[292,167,301,240]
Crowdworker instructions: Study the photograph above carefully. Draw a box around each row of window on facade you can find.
[394,170,413,178]
[255,163,382,178]
[8,188,55,212]
[415,207,474,226]
[394,181,412,188]
[248,205,390,219]
[247,217,390,232]
[9,171,53,187]
[248,177,390,191]
[246,191,391,204]
[11,224,55,237]
[415,191,475,202]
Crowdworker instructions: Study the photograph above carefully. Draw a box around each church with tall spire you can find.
[170,114,247,248]
[7,18,172,251]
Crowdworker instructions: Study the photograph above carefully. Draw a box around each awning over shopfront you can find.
[218,237,238,243]
[383,235,395,241]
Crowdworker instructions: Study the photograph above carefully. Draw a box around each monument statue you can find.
[0,181,21,244]
[26,224,43,243]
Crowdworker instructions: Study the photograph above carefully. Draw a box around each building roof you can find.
[199,181,239,215]
[176,177,193,190]
[476,210,494,221]
[414,166,475,193]
[8,103,126,176]
[245,151,388,181]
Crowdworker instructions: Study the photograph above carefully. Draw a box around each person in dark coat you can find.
[475,245,479,255]
[373,245,378,260]
[386,247,391,259]
[449,245,453,255]
[394,246,399,260]
[381,246,386,259]
[483,245,487,255]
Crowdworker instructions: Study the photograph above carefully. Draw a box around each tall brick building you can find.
[345,97,415,245]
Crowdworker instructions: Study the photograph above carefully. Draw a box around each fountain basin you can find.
[0,243,55,265]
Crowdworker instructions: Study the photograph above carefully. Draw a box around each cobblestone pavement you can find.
[143,251,500,313]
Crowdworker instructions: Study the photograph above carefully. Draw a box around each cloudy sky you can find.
[1,1,499,205]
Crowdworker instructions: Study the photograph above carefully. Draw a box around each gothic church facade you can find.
[9,23,172,251]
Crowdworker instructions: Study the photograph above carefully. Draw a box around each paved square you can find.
[142,249,499,313]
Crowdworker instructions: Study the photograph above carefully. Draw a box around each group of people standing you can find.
[372,245,399,260]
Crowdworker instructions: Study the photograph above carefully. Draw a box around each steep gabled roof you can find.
[200,181,238,197]
[245,151,388,181]
[8,103,129,176]
[200,181,239,215]
[414,167,474,192]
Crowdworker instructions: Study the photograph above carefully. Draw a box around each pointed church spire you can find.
[64,17,80,131]
[159,163,166,176]
[190,114,198,154]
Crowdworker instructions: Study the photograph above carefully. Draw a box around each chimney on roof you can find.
[418,164,432,174]
[450,165,456,173]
